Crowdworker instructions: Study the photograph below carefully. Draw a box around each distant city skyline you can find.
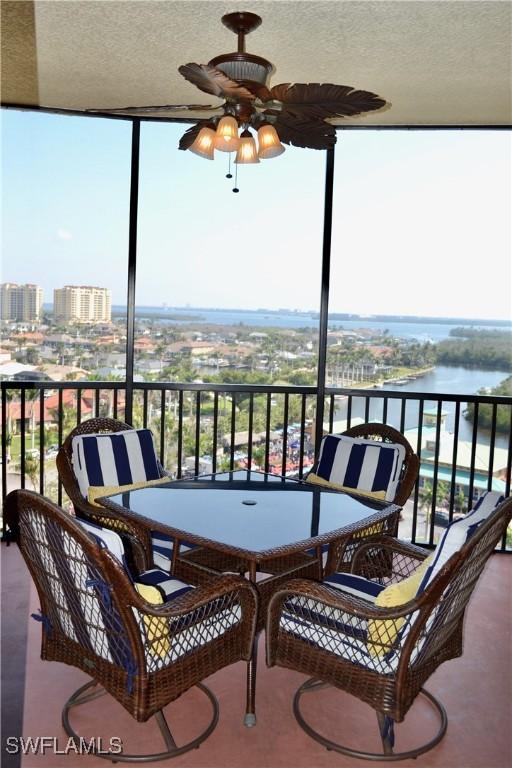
[2,111,511,321]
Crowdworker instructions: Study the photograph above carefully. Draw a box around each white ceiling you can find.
[2,0,511,125]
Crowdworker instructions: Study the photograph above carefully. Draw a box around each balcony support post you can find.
[125,119,141,424]
[315,147,335,450]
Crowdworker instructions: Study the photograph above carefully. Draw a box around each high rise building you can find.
[0,283,43,323]
[53,285,112,323]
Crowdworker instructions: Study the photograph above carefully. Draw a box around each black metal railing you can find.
[2,380,511,550]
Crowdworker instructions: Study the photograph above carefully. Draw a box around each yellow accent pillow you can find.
[306,472,387,500]
[133,582,171,657]
[88,476,171,506]
[367,554,434,657]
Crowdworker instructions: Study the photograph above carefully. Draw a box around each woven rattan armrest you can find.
[350,536,430,581]
[119,568,259,663]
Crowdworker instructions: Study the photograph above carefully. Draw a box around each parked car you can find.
[434,510,465,528]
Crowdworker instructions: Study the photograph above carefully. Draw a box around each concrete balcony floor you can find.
[1,544,511,768]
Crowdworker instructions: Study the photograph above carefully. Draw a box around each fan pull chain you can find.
[233,163,239,193]
[226,154,233,180]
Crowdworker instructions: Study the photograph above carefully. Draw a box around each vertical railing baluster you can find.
[346,395,352,429]
[487,402,497,491]
[502,405,512,551]
[448,400,460,521]
[364,395,370,423]
[382,396,388,425]
[95,389,100,418]
[212,392,219,474]
[428,400,443,546]
[299,394,306,479]
[247,393,254,471]
[281,393,289,476]
[76,388,82,425]
[58,389,63,506]
[328,394,334,433]
[39,389,44,494]
[411,399,424,545]
[399,398,406,433]
[505,405,512,499]
[20,390,26,489]
[467,402,479,511]
[195,391,201,476]
[142,390,148,427]
[159,390,165,466]
[113,389,118,419]
[1,387,7,511]
[229,393,236,471]
[264,393,271,474]
[177,391,183,479]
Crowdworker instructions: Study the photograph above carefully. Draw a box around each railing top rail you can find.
[324,386,512,405]
[1,379,511,405]
[0,380,317,395]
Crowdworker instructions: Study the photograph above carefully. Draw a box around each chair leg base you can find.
[62,680,219,762]
[293,679,448,762]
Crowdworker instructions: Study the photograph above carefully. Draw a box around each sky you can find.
[2,110,511,321]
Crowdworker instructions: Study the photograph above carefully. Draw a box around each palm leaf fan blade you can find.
[178,122,212,151]
[178,63,255,100]
[269,83,387,118]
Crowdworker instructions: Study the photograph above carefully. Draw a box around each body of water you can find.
[333,366,510,448]
[127,306,510,341]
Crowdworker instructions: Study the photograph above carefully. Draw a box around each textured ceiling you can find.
[2,0,511,125]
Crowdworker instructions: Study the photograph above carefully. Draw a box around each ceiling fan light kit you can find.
[214,115,240,151]
[188,125,216,159]
[235,129,260,164]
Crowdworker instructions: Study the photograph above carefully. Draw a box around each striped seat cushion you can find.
[136,568,195,602]
[280,573,395,673]
[72,429,161,499]
[310,434,406,502]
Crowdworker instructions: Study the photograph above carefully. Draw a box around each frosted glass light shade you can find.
[214,116,240,152]
[235,130,260,164]
[257,124,285,159]
[188,127,216,159]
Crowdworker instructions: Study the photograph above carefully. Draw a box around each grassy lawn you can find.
[7,430,59,462]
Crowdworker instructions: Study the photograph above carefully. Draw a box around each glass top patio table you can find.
[98,469,399,561]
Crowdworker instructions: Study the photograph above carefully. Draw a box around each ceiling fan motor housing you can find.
[208,52,274,87]
[209,11,273,87]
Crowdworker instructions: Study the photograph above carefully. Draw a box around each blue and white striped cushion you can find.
[151,532,198,571]
[136,568,195,602]
[324,572,386,601]
[78,518,127,567]
[419,490,506,592]
[280,574,392,672]
[72,429,161,499]
[314,434,406,502]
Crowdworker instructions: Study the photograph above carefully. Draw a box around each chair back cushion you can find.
[72,429,161,498]
[77,517,128,568]
[419,490,506,592]
[311,434,406,502]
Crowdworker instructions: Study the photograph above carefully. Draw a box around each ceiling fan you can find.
[92,11,388,157]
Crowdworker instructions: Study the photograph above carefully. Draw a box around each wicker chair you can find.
[311,423,419,575]
[5,489,258,762]
[57,417,247,576]
[57,417,159,570]
[267,493,512,761]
